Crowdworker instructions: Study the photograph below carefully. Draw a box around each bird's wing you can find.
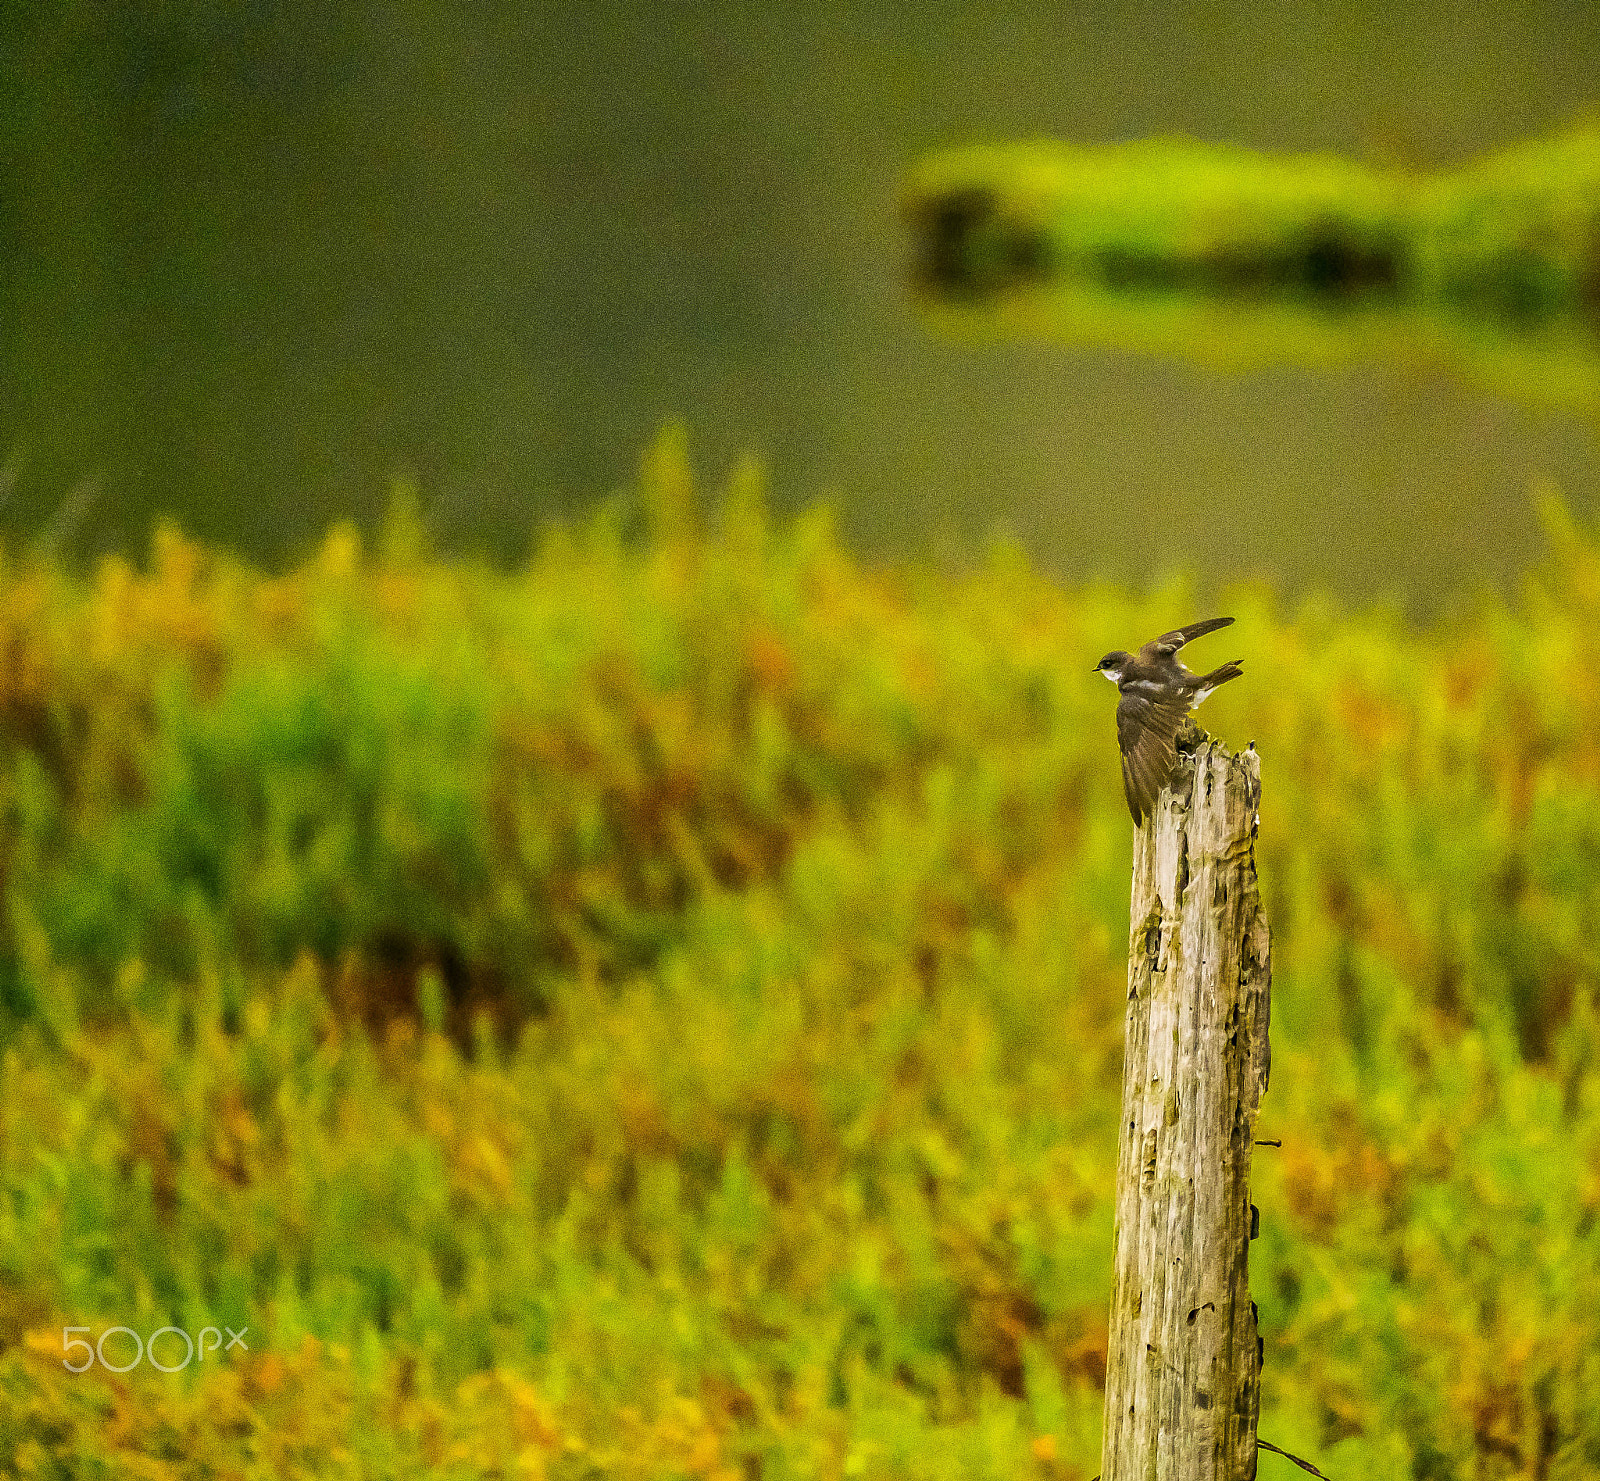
[1117,687,1190,824]
[1147,616,1234,658]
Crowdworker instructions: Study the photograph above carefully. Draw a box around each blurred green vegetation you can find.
[1,427,1599,1478]
[904,129,1600,415]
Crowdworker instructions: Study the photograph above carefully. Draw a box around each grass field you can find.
[1,428,1597,1479]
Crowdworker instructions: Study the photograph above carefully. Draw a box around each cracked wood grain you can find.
[1102,737,1272,1481]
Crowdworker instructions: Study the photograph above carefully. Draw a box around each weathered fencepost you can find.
[1102,736,1273,1481]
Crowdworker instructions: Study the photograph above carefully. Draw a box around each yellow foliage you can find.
[0,448,1598,1476]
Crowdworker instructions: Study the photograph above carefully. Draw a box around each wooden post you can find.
[1102,735,1272,1481]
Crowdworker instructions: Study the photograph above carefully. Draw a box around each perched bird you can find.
[1094,618,1244,824]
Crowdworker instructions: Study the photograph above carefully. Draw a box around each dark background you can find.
[4,1,1598,606]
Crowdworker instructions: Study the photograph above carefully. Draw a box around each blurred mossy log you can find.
[1103,736,1272,1481]
[904,129,1600,315]
[902,131,1600,413]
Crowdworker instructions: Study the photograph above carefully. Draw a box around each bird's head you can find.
[1094,651,1131,683]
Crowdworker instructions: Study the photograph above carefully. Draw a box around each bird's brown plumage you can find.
[1104,618,1243,824]
[1117,685,1193,825]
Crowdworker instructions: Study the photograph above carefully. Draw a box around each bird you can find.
[1094,618,1244,825]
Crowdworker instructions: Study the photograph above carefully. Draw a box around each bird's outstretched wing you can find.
[1148,616,1234,658]
[1117,688,1190,824]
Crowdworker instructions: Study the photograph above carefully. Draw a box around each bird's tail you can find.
[1199,659,1245,692]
